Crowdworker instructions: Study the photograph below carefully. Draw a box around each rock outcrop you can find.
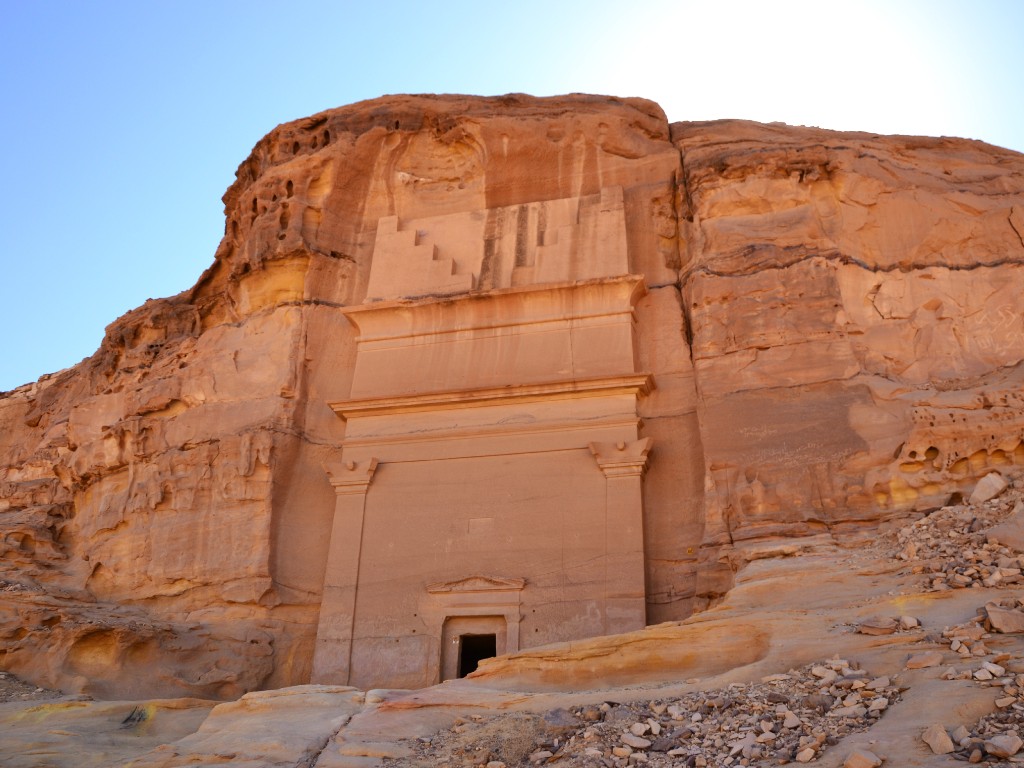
[1,93,1023,699]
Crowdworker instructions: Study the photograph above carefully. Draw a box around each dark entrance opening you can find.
[458,633,496,677]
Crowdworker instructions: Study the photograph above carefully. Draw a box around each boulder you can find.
[906,651,944,669]
[985,502,1024,551]
[844,749,883,768]
[922,724,955,754]
[970,472,1008,505]
[985,603,1024,634]
[984,733,1023,758]
[857,618,897,635]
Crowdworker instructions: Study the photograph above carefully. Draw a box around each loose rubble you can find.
[856,615,920,636]
[390,660,902,767]
[891,480,1024,592]
[940,702,1024,763]
[0,670,62,703]
[982,599,1024,635]
[927,615,1024,764]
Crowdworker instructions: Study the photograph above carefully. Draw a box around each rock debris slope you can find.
[1,93,1023,706]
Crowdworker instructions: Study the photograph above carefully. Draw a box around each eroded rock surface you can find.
[675,120,1024,600]
[2,94,1024,700]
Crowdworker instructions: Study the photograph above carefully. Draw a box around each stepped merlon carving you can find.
[365,216,474,300]
[363,186,628,302]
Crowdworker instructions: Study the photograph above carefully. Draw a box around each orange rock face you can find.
[1,94,1023,697]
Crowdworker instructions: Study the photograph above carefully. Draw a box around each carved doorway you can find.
[441,615,505,681]
[458,634,497,677]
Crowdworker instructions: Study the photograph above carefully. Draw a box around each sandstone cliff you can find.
[1,94,1023,699]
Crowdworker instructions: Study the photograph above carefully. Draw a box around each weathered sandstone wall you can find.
[1,94,1022,697]
[675,120,1024,597]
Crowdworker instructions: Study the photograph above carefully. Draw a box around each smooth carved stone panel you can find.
[362,186,628,301]
[511,186,629,287]
[315,269,653,688]
[336,379,653,456]
[345,449,639,690]
[344,277,646,400]
[365,215,475,301]
[315,373,652,689]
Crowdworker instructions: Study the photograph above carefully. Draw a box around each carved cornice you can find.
[343,274,648,332]
[330,374,653,421]
[426,576,526,594]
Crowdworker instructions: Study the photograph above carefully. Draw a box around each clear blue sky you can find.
[2,0,1022,392]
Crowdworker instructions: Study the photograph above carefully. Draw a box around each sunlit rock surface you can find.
[1,94,1023,705]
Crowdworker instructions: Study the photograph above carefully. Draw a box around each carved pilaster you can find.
[589,438,652,633]
[589,437,653,478]
[325,458,378,494]
[311,456,379,685]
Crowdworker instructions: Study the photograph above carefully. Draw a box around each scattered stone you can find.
[542,707,581,734]
[867,697,888,712]
[831,705,868,718]
[728,732,756,756]
[906,651,944,669]
[844,748,883,768]
[984,600,1024,633]
[970,472,1008,505]
[899,615,920,630]
[865,676,890,690]
[983,732,1023,758]
[649,736,674,752]
[783,711,803,729]
[621,733,652,749]
[922,724,955,754]
[391,660,903,767]
[986,503,1024,551]
[982,661,1006,676]
[957,698,1024,764]
[857,618,897,635]
[890,488,1024,593]
[801,693,835,713]
[629,722,650,737]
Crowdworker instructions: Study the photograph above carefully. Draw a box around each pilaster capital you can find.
[324,458,379,495]
[589,438,653,478]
